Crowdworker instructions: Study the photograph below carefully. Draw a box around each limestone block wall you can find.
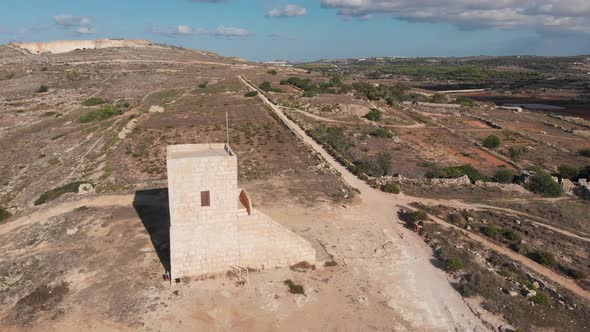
[167,143,315,279]
[238,212,316,269]
[167,144,239,278]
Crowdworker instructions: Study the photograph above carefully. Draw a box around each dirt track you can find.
[240,75,590,303]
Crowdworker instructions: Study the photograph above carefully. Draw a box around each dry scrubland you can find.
[0,42,590,331]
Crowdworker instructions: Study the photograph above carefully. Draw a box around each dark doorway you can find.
[133,188,171,273]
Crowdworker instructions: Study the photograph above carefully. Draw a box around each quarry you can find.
[0,39,589,331]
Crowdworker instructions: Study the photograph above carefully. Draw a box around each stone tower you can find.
[167,143,315,279]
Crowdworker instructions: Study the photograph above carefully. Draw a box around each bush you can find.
[500,228,523,243]
[579,166,590,180]
[35,85,49,93]
[579,148,590,158]
[369,128,394,138]
[364,109,382,122]
[445,257,465,272]
[82,97,108,106]
[259,81,282,93]
[0,207,11,223]
[34,181,87,205]
[430,93,448,104]
[454,97,474,106]
[355,153,392,177]
[530,292,551,305]
[381,183,400,194]
[558,165,579,180]
[267,69,278,75]
[413,210,429,222]
[530,251,556,267]
[284,279,305,295]
[198,83,207,89]
[526,171,562,197]
[481,225,499,239]
[79,105,119,123]
[509,146,526,160]
[460,164,487,182]
[244,91,258,97]
[482,135,501,149]
[494,169,514,183]
[558,265,587,279]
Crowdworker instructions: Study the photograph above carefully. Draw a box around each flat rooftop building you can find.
[166,143,316,279]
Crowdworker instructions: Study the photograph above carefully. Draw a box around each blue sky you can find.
[1,0,589,61]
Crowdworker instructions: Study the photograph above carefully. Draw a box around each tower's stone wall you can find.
[167,144,315,279]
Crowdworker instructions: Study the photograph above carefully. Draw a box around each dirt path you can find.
[240,75,590,303]
[240,75,490,330]
[400,204,590,301]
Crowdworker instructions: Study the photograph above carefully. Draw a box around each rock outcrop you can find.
[10,39,156,54]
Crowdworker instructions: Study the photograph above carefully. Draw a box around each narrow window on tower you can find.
[201,191,210,207]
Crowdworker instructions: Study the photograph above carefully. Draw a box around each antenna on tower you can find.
[225,111,230,146]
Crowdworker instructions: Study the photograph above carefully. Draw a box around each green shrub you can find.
[364,109,382,122]
[0,207,11,223]
[34,181,87,205]
[530,251,556,267]
[530,292,551,305]
[381,182,400,194]
[454,97,474,106]
[82,97,108,106]
[302,91,315,97]
[79,105,119,123]
[460,164,487,182]
[445,257,465,272]
[244,91,258,97]
[35,85,48,93]
[500,228,523,243]
[509,146,526,160]
[355,153,391,177]
[494,169,514,183]
[579,166,590,180]
[284,279,305,295]
[429,93,448,104]
[526,171,562,197]
[558,165,579,180]
[482,135,501,149]
[259,81,282,92]
[369,128,394,138]
[481,225,499,239]
[559,265,587,279]
[579,148,590,158]
[267,69,277,75]
[413,210,429,222]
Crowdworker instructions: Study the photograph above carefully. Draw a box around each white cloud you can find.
[320,0,590,34]
[54,14,95,34]
[267,4,308,18]
[151,25,252,38]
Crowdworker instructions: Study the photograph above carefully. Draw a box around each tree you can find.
[558,165,579,180]
[364,109,382,122]
[244,91,258,97]
[482,135,501,149]
[526,171,562,197]
[494,169,514,184]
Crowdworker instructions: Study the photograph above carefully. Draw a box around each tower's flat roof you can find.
[167,143,234,160]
